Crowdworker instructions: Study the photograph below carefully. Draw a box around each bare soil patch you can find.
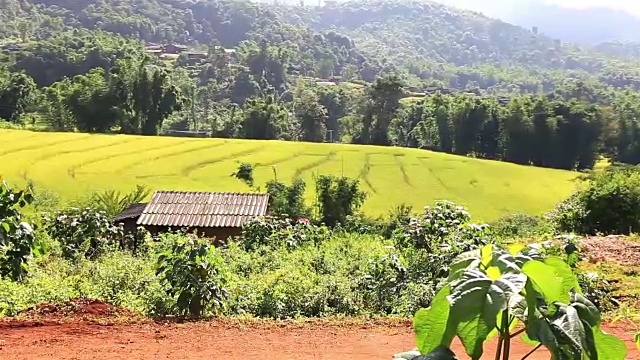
[579,235,640,266]
[0,312,637,359]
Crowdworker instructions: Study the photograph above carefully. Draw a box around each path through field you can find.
[1,318,637,359]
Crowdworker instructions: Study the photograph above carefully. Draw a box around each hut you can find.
[114,191,269,242]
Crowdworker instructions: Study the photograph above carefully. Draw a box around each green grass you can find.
[0,129,579,220]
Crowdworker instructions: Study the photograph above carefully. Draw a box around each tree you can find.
[0,72,37,123]
[241,94,292,140]
[363,75,404,145]
[295,89,328,142]
[266,178,310,219]
[111,60,183,135]
[314,175,366,227]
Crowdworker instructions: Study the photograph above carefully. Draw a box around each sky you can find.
[545,0,640,14]
[435,0,640,18]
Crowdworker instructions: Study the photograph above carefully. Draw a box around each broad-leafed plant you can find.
[0,179,35,281]
[156,236,228,317]
[413,243,627,360]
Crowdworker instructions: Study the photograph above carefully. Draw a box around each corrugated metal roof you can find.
[114,203,148,222]
[136,191,269,228]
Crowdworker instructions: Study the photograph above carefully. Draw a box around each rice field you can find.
[0,129,579,220]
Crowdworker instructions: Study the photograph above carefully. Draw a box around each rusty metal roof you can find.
[136,191,269,228]
[114,203,147,222]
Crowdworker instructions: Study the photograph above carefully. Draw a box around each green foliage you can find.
[241,94,293,140]
[549,167,640,235]
[240,216,329,251]
[0,250,172,317]
[0,72,37,123]
[399,201,492,294]
[156,236,228,317]
[635,332,639,350]
[231,162,255,188]
[490,213,550,239]
[413,244,627,360]
[45,208,119,259]
[265,178,310,219]
[92,185,150,218]
[314,174,367,227]
[0,180,36,281]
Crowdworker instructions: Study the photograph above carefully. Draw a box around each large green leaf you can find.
[570,290,601,327]
[447,250,481,282]
[593,326,628,360]
[415,285,457,354]
[635,332,640,350]
[447,269,492,359]
[522,260,564,303]
[545,256,582,297]
[526,313,563,355]
[514,245,545,268]
[447,269,526,360]
[490,246,521,274]
[549,304,589,359]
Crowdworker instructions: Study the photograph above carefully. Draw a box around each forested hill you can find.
[4,0,640,91]
[5,0,640,172]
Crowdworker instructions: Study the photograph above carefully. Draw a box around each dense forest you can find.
[4,0,640,169]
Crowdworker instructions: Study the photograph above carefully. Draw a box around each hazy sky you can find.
[546,0,640,14]
[436,0,640,17]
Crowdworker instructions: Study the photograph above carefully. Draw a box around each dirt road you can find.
[1,318,637,359]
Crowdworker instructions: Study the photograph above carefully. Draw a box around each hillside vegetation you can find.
[4,0,640,175]
[0,129,576,220]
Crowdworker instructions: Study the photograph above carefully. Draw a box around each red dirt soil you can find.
[1,311,637,360]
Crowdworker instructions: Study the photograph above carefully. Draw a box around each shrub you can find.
[45,208,120,259]
[0,251,171,316]
[240,216,330,250]
[265,178,310,219]
[231,162,255,188]
[392,201,494,299]
[549,167,640,235]
[156,236,228,317]
[92,185,150,218]
[314,174,366,227]
[490,213,549,239]
[0,180,36,281]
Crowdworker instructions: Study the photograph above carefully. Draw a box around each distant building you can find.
[114,191,270,242]
[163,44,187,54]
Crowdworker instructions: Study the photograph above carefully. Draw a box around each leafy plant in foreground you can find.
[0,179,36,281]
[413,244,627,360]
[156,236,228,317]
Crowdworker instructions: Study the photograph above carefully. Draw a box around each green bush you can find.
[44,208,120,259]
[157,236,229,317]
[549,167,640,235]
[0,180,36,281]
[490,213,549,239]
[240,216,330,250]
[0,251,171,316]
